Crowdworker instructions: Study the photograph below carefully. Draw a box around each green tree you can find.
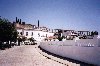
[91,31,94,36]
[0,17,18,48]
[28,37,35,42]
[57,36,63,41]
[94,31,98,35]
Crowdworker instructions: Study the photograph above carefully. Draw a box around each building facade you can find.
[13,17,54,41]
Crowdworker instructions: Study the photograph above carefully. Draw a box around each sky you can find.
[0,0,100,32]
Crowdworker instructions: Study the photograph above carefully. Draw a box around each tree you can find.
[57,36,63,41]
[22,37,26,41]
[94,31,98,35]
[28,37,35,42]
[0,17,18,48]
[28,37,36,45]
[17,37,22,46]
[91,31,94,36]
[91,31,98,36]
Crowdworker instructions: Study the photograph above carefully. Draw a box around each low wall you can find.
[40,39,100,66]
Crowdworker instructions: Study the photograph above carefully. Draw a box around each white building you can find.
[13,17,54,41]
[23,29,54,41]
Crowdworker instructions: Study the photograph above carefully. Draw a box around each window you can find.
[20,32,22,35]
[38,33,40,37]
[31,32,33,36]
[46,34,47,37]
[26,32,28,36]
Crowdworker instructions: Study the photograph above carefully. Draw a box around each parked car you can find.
[11,42,16,46]
[30,41,37,45]
[24,41,30,45]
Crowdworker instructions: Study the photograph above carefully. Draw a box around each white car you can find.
[24,41,30,45]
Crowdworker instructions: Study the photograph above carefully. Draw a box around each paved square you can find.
[0,45,65,66]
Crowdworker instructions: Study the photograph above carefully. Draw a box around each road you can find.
[0,45,65,66]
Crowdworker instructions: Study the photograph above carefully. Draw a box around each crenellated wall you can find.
[40,38,100,66]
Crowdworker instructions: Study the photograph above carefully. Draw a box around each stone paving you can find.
[0,45,66,66]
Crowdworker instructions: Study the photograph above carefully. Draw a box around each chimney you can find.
[38,20,39,28]
[19,19,21,24]
[20,19,21,22]
[18,19,19,22]
[16,17,18,22]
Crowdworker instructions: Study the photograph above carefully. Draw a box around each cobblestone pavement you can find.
[0,45,65,66]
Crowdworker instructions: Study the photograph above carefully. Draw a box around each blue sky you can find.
[0,0,100,32]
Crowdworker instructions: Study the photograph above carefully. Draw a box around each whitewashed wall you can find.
[23,30,33,38]
[23,30,54,41]
[17,29,23,35]
[40,38,100,66]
